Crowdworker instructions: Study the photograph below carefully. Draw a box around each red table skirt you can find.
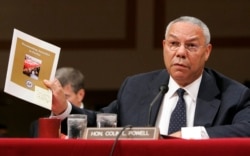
[0,138,249,156]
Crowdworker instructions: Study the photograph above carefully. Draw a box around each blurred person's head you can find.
[55,67,85,108]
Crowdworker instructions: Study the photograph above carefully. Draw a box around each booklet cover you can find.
[4,29,60,110]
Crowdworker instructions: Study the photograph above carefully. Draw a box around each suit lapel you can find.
[148,70,169,126]
[145,69,221,127]
[194,70,221,127]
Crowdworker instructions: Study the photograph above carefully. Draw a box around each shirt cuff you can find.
[50,101,72,120]
[181,126,210,139]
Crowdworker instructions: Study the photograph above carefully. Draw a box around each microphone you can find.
[109,125,132,156]
[147,84,168,126]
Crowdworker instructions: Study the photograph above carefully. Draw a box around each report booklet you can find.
[4,29,60,110]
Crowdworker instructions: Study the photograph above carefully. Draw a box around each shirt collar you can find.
[80,103,84,109]
[168,75,202,101]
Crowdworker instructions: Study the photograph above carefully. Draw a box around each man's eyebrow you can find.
[186,36,200,42]
[167,34,178,39]
[167,34,200,42]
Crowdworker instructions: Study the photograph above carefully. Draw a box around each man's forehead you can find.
[167,22,203,41]
[167,33,200,41]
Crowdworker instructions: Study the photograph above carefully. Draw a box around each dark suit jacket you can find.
[65,68,250,138]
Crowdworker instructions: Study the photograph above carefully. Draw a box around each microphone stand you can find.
[147,85,168,126]
[109,125,132,156]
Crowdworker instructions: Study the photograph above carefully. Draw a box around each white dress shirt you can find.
[156,75,209,139]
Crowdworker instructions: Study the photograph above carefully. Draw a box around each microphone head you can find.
[159,84,168,94]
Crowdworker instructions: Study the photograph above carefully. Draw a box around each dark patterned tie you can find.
[168,88,186,134]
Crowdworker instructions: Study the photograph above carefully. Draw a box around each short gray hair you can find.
[55,67,85,93]
[165,16,211,44]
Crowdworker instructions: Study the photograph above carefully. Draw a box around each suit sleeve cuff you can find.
[50,101,72,120]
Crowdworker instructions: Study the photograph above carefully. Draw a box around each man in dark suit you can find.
[45,16,250,138]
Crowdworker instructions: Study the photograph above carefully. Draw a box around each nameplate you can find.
[83,127,159,140]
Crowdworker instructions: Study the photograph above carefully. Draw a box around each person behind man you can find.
[43,16,250,139]
[55,67,85,109]
[30,67,85,137]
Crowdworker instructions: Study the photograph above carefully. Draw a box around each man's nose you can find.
[176,45,187,58]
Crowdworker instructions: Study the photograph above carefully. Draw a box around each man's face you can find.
[163,22,212,86]
[62,84,84,108]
